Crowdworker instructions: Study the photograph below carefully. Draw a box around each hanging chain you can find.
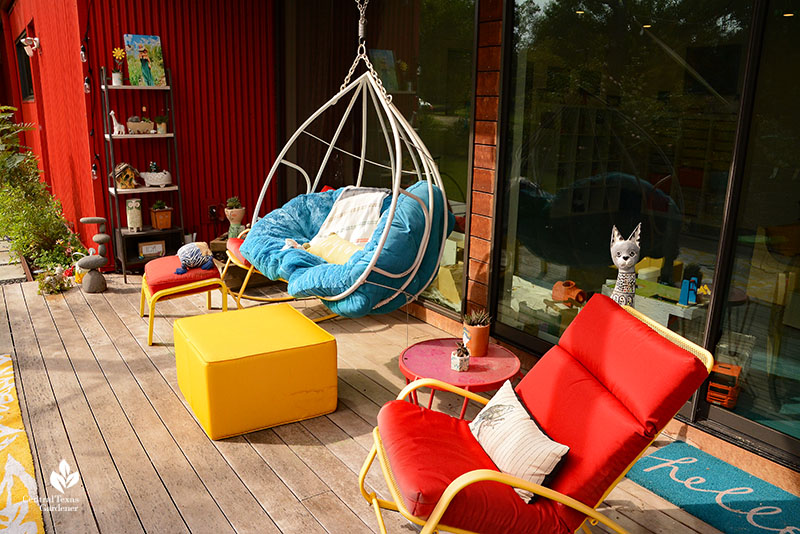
[341,0,392,103]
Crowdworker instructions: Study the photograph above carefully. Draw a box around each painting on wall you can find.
[123,34,166,86]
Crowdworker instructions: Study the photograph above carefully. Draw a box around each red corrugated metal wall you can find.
[85,0,277,243]
[4,0,103,246]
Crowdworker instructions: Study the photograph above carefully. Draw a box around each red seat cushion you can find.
[377,400,571,534]
[145,255,221,295]
[226,237,251,267]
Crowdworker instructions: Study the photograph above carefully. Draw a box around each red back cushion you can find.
[515,295,709,529]
[558,295,708,436]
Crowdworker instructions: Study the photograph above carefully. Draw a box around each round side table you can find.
[399,338,521,419]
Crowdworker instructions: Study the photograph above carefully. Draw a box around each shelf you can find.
[105,133,174,140]
[109,186,179,196]
[119,226,183,237]
[101,84,171,91]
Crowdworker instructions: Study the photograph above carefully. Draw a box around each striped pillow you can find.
[469,380,569,502]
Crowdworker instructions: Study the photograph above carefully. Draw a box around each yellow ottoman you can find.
[174,303,337,439]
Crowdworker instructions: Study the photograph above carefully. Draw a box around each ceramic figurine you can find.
[610,223,641,307]
[109,110,125,135]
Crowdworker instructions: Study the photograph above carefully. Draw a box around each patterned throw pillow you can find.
[469,380,569,502]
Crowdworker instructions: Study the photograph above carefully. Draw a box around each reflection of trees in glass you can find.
[510,0,750,191]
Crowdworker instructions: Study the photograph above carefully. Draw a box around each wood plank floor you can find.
[0,274,722,534]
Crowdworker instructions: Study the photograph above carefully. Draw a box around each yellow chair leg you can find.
[207,290,212,310]
[237,265,255,308]
[140,279,146,318]
[147,299,157,346]
[221,286,229,311]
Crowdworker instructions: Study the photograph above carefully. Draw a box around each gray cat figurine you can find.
[610,223,641,306]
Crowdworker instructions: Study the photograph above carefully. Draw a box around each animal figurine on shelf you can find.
[610,222,641,307]
[175,242,215,274]
[109,110,125,136]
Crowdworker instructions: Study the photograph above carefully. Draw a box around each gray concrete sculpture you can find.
[78,217,110,293]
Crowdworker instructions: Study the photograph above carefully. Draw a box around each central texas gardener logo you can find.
[50,460,80,493]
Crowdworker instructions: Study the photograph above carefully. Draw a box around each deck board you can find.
[1,275,722,534]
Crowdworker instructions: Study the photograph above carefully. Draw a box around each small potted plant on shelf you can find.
[463,308,491,358]
[225,196,246,225]
[450,341,470,372]
[150,200,173,230]
[111,47,125,86]
[140,161,172,188]
[127,106,155,134]
[154,113,168,134]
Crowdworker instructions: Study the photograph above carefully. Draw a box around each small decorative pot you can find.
[127,119,155,134]
[463,323,490,357]
[156,122,167,134]
[552,280,587,306]
[451,350,470,372]
[125,198,143,232]
[225,207,246,225]
[150,207,173,230]
[111,71,123,86]
[140,170,172,187]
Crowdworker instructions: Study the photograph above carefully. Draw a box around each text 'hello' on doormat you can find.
[626,441,799,534]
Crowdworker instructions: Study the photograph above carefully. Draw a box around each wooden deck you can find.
[0,274,721,534]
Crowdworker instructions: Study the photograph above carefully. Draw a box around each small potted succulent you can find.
[225,196,246,225]
[463,308,491,358]
[155,113,168,134]
[150,200,173,230]
[111,47,125,86]
[450,341,470,372]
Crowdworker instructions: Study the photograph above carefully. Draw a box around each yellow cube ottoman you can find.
[174,303,337,439]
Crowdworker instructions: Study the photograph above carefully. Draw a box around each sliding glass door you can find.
[496,0,750,350]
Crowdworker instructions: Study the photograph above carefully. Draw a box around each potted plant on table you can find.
[463,308,491,358]
[150,200,173,230]
[111,47,125,86]
[450,341,470,372]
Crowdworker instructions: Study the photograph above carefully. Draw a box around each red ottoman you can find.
[140,255,233,346]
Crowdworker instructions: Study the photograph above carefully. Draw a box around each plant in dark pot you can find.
[150,200,173,230]
[463,308,491,358]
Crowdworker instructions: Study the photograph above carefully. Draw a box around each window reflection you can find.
[498,1,749,343]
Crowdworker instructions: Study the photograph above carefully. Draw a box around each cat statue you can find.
[610,223,641,307]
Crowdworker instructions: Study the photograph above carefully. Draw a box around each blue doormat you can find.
[627,441,800,533]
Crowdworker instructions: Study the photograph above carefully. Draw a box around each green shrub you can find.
[0,106,86,269]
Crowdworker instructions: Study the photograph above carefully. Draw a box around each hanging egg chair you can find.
[228,0,454,318]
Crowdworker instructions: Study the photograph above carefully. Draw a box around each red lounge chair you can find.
[358,295,713,533]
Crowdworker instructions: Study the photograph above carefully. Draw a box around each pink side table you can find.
[399,338,521,419]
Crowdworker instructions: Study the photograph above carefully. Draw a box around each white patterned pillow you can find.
[469,380,569,502]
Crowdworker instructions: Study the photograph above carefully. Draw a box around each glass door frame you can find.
[490,0,800,470]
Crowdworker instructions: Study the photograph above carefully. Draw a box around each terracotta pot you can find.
[552,280,586,305]
[450,350,470,372]
[462,323,489,357]
[150,207,173,230]
[225,207,246,225]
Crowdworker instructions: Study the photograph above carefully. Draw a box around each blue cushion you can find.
[240,182,454,317]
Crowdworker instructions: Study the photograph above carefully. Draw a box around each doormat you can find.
[627,441,800,534]
[0,354,44,532]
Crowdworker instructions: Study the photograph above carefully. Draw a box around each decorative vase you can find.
[111,71,123,86]
[451,350,470,372]
[125,198,143,232]
[140,170,172,187]
[552,280,587,306]
[463,323,490,358]
[150,207,173,230]
[156,122,167,134]
[225,207,246,225]
[228,223,245,240]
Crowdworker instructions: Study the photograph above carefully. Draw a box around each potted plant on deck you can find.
[450,341,470,372]
[150,200,173,230]
[463,308,491,358]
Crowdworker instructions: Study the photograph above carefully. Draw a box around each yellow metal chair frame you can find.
[358,306,713,534]
[220,230,337,323]
[140,275,233,346]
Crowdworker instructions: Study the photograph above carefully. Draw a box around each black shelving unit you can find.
[99,66,185,283]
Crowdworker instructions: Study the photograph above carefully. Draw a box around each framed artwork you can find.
[368,49,399,92]
[138,240,166,259]
[123,34,166,86]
